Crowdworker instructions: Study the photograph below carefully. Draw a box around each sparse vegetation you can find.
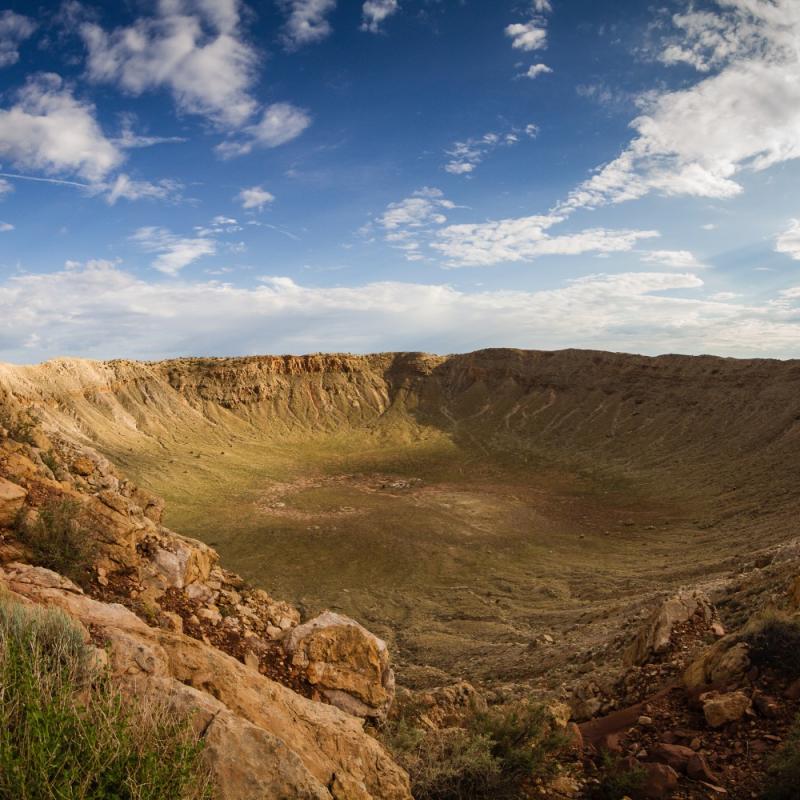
[15,498,95,586]
[744,611,800,681]
[0,408,41,446]
[382,700,569,800]
[0,597,213,800]
[762,714,800,800]
[587,753,647,800]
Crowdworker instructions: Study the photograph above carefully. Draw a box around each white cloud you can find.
[0,73,122,182]
[522,63,552,79]
[361,0,400,33]
[701,223,717,231]
[0,221,13,232]
[131,226,216,275]
[0,10,36,67]
[640,250,709,270]
[505,21,547,52]
[0,179,12,198]
[444,125,537,177]
[237,186,275,211]
[532,0,552,12]
[433,215,660,267]
[710,291,740,301]
[81,0,258,128]
[776,219,800,260]
[216,103,311,158]
[561,1,800,213]
[102,174,183,205]
[3,262,800,363]
[279,0,336,49]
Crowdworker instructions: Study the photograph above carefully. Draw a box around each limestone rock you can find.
[625,591,714,666]
[0,476,27,527]
[684,639,750,693]
[701,690,751,728]
[284,611,395,719]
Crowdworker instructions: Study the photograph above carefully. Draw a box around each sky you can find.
[0,0,800,362]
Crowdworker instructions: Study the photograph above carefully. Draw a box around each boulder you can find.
[701,691,751,728]
[651,742,695,773]
[0,476,27,527]
[684,639,750,693]
[625,591,714,665]
[284,611,395,719]
[641,762,679,798]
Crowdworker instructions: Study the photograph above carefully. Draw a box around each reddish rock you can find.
[687,753,719,784]
[652,742,695,773]
[642,762,680,799]
[753,693,781,719]
[785,679,800,701]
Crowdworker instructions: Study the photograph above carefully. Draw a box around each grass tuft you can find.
[763,714,800,800]
[0,597,213,800]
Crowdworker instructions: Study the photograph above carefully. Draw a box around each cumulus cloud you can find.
[433,215,659,267]
[237,186,275,210]
[361,0,400,33]
[776,219,800,260]
[279,0,336,48]
[0,10,36,67]
[2,262,800,363]
[505,21,547,52]
[560,0,800,213]
[640,250,709,269]
[216,102,312,158]
[522,63,552,79]
[444,125,537,176]
[0,221,13,232]
[131,226,216,275]
[81,0,258,128]
[0,73,122,182]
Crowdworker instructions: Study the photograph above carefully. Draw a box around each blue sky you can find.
[1,0,799,362]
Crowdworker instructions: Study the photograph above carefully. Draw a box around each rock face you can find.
[683,638,751,694]
[0,476,26,527]
[284,611,395,719]
[0,564,411,800]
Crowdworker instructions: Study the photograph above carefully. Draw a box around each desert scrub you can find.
[382,699,569,800]
[587,753,647,800]
[762,713,800,800]
[0,598,213,800]
[744,610,800,681]
[14,499,95,586]
[0,408,41,446]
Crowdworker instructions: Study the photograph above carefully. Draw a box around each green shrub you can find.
[382,699,569,800]
[763,714,800,800]
[0,408,41,446]
[15,499,94,585]
[587,753,647,800]
[0,598,213,800]
[745,613,800,681]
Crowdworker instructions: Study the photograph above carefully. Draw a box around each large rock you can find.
[684,638,750,693]
[625,591,714,666]
[701,690,751,728]
[1,566,411,800]
[284,611,395,719]
[0,476,27,527]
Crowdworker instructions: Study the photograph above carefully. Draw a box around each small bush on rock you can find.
[763,714,800,800]
[745,612,800,681]
[15,499,94,585]
[0,598,213,800]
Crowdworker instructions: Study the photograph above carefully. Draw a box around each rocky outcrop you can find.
[0,475,26,527]
[624,591,715,666]
[284,611,395,719]
[0,563,411,800]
